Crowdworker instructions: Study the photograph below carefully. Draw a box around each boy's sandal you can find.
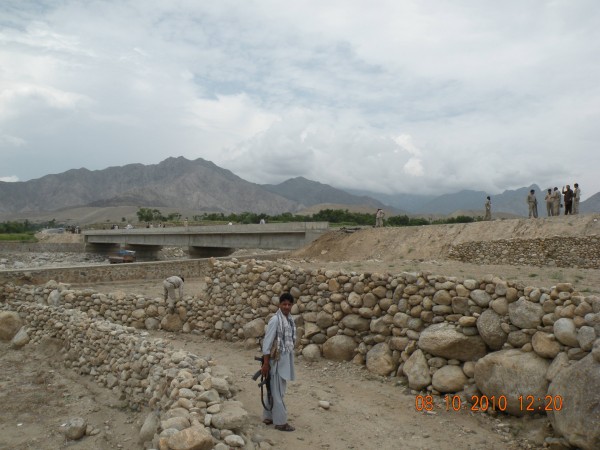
[275,423,295,432]
[262,419,273,425]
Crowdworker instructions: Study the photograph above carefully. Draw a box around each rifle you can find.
[253,356,272,411]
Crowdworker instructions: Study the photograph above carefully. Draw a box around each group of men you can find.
[527,184,581,218]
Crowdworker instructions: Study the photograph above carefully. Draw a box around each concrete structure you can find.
[83,222,329,258]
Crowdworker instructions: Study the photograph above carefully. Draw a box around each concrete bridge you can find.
[83,222,329,259]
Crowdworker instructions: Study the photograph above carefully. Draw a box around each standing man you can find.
[375,209,385,227]
[261,293,297,432]
[527,189,538,218]
[552,187,561,216]
[562,185,573,215]
[545,189,554,217]
[484,196,492,221]
[163,275,184,313]
[573,183,581,214]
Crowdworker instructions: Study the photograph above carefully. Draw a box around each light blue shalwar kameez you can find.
[262,313,296,425]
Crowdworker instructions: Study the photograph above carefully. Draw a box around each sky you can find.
[1,0,599,198]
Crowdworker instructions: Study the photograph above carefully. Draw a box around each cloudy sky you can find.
[1,1,599,198]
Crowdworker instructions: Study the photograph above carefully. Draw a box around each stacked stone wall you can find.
[1,302,251,448]
[0,259,212,285]
[3,258,600,448]
[448,235,600,268]
[3,258,598,394]
[0,253,282,285]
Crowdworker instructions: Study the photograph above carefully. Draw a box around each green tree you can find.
[137,208,154,222]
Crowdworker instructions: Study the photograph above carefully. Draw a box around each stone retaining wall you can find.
[1,301,251,449]
[0,253,283,285]
[3,258,600,448]
[448,235,600,268]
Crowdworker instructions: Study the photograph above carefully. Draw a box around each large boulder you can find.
[301,344,322,361]
[62,417,87,440]
[323,335,357,361]
[242,318,265,338]
[48,289,61,306]
[139,411,160,444]
[474,349,549,416]
[211,401,248,430]
[10,327,30,349]
[418,323,487,361]
[403,349,431,390]
[577,326,596,351]
[508,298,543,329]
[531,332,560,359]
[166,426,214,450]
[470,289,492,307]
[553,318,578,347]
[316,311,334,329]
[548,354,600,450]
[366,343,396,376]
[476,309,507,350]
[341,314,370,332]
[161,314,183,332]
[0,311,23,341]
[431,365,468,393]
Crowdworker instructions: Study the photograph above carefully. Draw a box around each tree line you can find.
[136,208,476,227]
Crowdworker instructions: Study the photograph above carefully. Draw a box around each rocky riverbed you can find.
[0,252,107,270]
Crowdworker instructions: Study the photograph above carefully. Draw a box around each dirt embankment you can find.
[293,214,600,262]
[35,231,84,244]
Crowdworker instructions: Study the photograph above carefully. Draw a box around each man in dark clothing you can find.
[562,185,574,215]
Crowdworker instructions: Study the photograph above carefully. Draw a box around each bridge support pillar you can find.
[189,246,235,258]
[125,245,162,261]
[84,243,121,256]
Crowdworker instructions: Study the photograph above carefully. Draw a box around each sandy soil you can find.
[0,325,545,450]
[0,341,144,450]
[3,216,598,449]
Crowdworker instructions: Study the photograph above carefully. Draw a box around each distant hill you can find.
[341,189,432,212]
[0,157,298,215]
[262,177,395,212]
[0,156,596,220]
[352,185,566,217]
[581,192,600,213]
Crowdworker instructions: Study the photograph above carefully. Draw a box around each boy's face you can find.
[280,300,293,316]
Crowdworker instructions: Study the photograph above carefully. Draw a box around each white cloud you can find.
[0,133,26,147]
[0,0,599,199]
[0,176,19,182]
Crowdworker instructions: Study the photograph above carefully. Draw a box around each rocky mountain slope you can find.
[0,157,386,216]
[0,157,298,215]
[1,156,596,217]
[262,177,392,211]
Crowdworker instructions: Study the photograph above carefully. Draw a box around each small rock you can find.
[62,417,87,440]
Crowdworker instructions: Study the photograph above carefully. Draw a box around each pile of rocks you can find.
[0,306,251,449]
[448,235,600,268]
[0,252,106,270]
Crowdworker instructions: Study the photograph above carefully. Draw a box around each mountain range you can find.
[0,156,597,218]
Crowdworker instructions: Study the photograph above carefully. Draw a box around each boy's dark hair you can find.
[279,292,294,303]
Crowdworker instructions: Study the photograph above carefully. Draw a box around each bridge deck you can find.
[83,222,328,250]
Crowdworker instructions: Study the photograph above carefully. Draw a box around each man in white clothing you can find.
[261,292,296,432]
[163,275,184,312]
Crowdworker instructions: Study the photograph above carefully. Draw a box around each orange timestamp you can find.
[414,394,563,412]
